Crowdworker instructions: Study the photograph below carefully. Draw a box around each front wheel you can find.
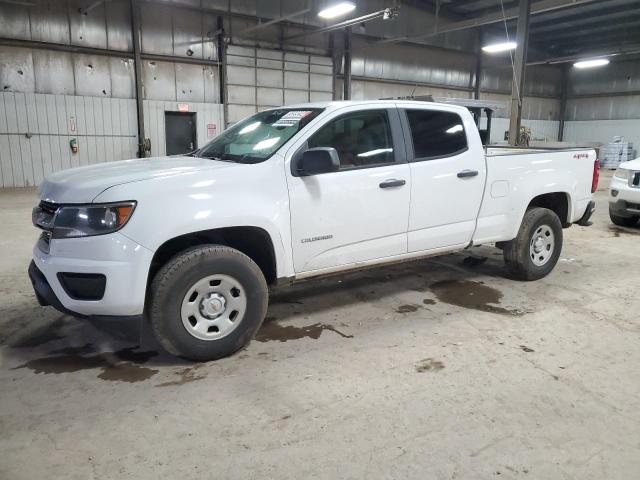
[503,207,563,281]
[148,245,268,361]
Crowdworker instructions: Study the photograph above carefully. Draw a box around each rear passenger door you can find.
[400,105,487,252]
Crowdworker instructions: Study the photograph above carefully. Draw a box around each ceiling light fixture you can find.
[482,41,517,53]
[573,58,610,69]
[318,1,356,19]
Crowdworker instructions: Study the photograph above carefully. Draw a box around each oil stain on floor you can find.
[256,317,353,342]
[609,226,640,237]
[415,358,445,372]
[156,365,207,387]
[13,344,159,383]
[395,304,421,313]
[430,280,523,316]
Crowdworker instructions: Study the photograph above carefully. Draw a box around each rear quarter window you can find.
[405,109,468,161]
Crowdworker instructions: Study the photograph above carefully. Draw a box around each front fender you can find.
[93,157,294,278]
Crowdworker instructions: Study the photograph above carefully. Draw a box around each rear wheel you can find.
[609,208,639,227]
[503,207,563,281]
[148,245,268,361]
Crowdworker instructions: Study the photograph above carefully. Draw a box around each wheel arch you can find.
[147,226,278,293]
[526,192,571,227]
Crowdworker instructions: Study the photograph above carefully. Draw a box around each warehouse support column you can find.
[474,29,482,100]
[130,0,145,157]
[508,0,531,146]
[217,16,227,126]
[343,26,352,101]
[558,64,569,141]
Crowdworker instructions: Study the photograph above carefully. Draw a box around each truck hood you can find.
[620,157,640,171]
[38,156,238,203]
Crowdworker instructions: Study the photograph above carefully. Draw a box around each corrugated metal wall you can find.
[564,120,639,155]
[0,92,137,187]
[0,0,224,187]
[563,59,640,150]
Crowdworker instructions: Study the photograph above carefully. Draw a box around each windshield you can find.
[197,108,324,163]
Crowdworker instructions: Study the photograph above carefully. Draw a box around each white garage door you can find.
[225,45,333,125]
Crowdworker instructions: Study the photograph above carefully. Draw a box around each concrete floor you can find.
[1,171,639,479]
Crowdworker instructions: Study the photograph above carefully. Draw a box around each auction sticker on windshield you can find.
[272,111,313,127]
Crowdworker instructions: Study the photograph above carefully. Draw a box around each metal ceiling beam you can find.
[377,0,600,44]
[0,0,36,5]
[237,3,311,36]
[531,15,640,40]
[79,0,108,15]
[527,43,640,64]
[530,3,640,32]
[0,36,133,58]
[0,37,221,66]
[542,31,640,52]
[528,0,638,26]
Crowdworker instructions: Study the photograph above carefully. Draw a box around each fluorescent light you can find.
[573,58,610,69]
[482,41,517,53]
[446,124,463,134]
[318,1,356,19]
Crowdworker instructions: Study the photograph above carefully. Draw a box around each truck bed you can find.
[472,147,597,245]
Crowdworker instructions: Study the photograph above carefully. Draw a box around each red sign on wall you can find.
[207,123,217,138]
[178,103,189,112]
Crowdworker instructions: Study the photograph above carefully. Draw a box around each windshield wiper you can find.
[198,153,234,162]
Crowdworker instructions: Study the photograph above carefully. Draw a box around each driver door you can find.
[285,106,411,275]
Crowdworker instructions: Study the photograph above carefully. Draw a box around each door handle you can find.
[457,170,478,178]
[379,179,406,189]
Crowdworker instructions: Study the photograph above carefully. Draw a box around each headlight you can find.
[614,168,631,180]
[51,202,136,239]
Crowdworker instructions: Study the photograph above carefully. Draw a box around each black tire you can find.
[503,207,563,281]
[609,209,639,227]
[148,245,268,361]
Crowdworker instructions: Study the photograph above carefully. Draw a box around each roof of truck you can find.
[281,99,471,113]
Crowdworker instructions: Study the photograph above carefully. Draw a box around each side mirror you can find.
[294,147,340,176]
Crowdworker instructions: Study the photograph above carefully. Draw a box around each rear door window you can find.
[405,109,468,161]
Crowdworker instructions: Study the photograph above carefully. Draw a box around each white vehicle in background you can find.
[29,99,599,361]
[609,158,640,227]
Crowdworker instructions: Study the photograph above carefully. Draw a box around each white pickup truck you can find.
[30,100,599,360]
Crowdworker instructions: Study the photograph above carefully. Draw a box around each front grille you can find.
[633,172,640,187]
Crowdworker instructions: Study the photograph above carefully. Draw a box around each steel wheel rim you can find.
[180,274,247,341]
[529,224,555,267]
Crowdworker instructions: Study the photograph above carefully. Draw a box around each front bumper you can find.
[28,260,82,317]
[31,232,154,317]
[609,175,640,217]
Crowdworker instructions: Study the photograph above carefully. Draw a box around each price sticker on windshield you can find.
[272,111,313,127]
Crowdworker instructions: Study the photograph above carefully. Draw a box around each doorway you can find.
[165,111,197,155]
